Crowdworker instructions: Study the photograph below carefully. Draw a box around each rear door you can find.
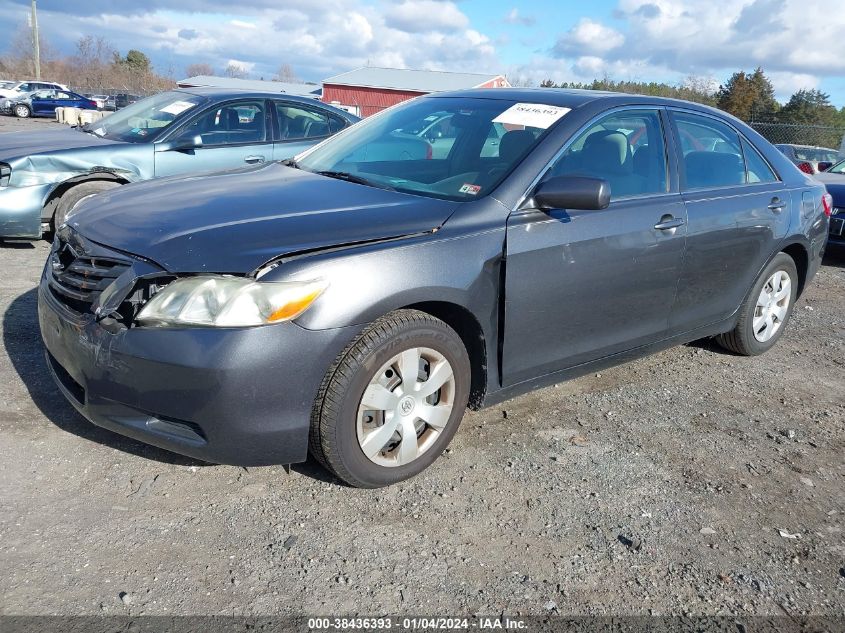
[666,110,791,333]
[155,99,273,177]
[271,101,348,160]
[502,107,687,385]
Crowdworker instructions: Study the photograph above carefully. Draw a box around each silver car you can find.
[0,87,358,238]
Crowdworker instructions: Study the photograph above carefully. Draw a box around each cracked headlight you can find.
[136,276,327,327]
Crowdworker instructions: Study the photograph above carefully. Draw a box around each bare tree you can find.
[185,62,215,77]
[274,63,298,83]
[224,63,248,79]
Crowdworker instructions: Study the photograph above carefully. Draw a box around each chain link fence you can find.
[750,121,845,152]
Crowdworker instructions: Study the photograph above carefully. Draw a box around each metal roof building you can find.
[176,75,322,99]
[322,67,509,117]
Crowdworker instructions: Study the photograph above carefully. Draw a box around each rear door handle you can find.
[768,198,787,212]
[244,155,265,164]
[654,215,685,231]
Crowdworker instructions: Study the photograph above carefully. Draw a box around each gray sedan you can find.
[39,89,828,487]
[0,87,358,238]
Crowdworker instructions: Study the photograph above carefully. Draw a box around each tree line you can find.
[540,68,845,129]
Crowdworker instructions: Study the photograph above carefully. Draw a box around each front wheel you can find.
[14,104,30,118]
[716,253,798,355]
[310,310,471,488]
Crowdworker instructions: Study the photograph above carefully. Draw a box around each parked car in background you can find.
[0,80,68,100]
[0,88,358,238]
[88,94,110,110]
[813,158,845,252]
[775,144,839,174]
[4,89,98,118]
[114,93,141,109]
[38,89,829,487]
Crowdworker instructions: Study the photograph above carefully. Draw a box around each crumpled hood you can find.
[69,162,458,274]
[0,128,119,162]
[813,172,845,205]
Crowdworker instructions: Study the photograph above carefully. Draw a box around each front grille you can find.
[48,233,131,315]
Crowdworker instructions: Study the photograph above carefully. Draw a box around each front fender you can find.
[269,227,505,336]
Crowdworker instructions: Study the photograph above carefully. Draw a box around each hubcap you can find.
[753,270,791,342]
[356,346,455,468]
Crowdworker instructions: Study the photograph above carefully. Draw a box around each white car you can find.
[0,80,68,100]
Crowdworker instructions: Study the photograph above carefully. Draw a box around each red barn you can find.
[322,67,509,118]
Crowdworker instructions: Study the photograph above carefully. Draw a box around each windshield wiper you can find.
[315,170,395,191]
[280,158,299,169]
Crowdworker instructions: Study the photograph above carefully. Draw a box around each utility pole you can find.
[31,0,41,80]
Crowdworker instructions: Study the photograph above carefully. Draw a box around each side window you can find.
[183,101,267,145]
[672,112,746,189]
[545,109,668,199]
[741,138,778,183]
[18,83,31,92]
[275,103,344,141]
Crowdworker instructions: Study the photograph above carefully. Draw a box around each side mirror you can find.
[532,176,611,211]
[157,134,203,152]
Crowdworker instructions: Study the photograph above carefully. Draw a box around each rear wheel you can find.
[716,253,798,355]
[13,104,30,118]
[310,310,471,488]
[52,180,122,231]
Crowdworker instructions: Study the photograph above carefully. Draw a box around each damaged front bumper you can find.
[0,182,53,238]
[37,245,361,466]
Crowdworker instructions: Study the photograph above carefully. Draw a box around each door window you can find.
[183,101,268,146]
[545,109,668,199]
[672,112,747,189]
[741,138,778,183]
[275,103,345,141]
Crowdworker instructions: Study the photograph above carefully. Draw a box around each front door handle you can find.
[654,215,685,231]
[768,197,787,212]
[244,155,265,164]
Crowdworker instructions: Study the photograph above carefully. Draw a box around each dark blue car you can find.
[8,89,97,118]
[814,159,845,253]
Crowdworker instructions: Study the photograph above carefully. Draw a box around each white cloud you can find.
[554,18,625,56]
[504,8,535,26]
[229,20,257,29]
[383,0,469,33]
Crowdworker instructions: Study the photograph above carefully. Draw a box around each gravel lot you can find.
[0,117,844,619]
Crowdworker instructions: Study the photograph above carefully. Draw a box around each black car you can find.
[39,89,829,488]
[812,159,845,252]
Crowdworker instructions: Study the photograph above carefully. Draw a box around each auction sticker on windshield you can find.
[493,103,571,129]
[161,100,197,116]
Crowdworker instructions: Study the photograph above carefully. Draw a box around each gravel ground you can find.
[0,117,844,619]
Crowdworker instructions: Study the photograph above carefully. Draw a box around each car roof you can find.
[430,87,732,117]
[175,86,326,104]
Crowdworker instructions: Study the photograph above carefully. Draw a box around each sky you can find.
[2,0,844,106]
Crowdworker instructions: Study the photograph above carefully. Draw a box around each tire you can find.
[52,180,122,231]
[716,253,798,356]
[310,309,471,488]
[14,104,30,118]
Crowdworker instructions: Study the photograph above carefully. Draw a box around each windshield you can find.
[827,159,845,175]
[296,97,564,201]
[92,91,206,143]
[793,147,839,163]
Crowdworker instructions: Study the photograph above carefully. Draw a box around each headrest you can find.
[499,130,535,163]
[582,130,630,173]
[684,151,745,188]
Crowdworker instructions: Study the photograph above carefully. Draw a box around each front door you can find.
[155,99,272,178]
[502,108,687,385]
